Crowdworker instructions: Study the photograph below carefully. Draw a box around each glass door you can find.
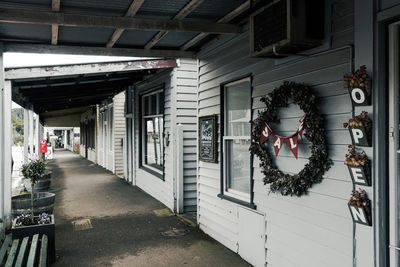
[389,21,400,267]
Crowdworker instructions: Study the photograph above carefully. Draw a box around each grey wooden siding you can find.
[174,59,198,212]
[196,0,359,266]
[113,91,126,178]
[134,70,175,211]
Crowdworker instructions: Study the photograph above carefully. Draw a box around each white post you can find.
[23,108,29,164]
[35,114,39,157]
[176,124,184,214]
[1,79,12,230]
[29,109,34,159]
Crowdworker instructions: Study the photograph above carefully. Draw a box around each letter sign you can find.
[40,139,47,154]
[348,204,372,226]
[348,166,370,186]
[349,87,370,106]
[349,126,370,147]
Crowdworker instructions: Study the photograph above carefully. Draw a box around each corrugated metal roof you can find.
[0,22,50,43]
[116,29,160,47]
[187,0,248,21]
[154,31,199,48]
[0,0,248,52]
[58,26,114,46]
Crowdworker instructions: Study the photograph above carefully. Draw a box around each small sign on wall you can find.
[348,203,372,226]
[199,115,218,163]
[349,87,370,106]
[348,126,371,147]
[348,166,370,186]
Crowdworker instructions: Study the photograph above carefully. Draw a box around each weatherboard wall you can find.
[113,91,126,178]
[132,61,198,213]
[195,1,373,266]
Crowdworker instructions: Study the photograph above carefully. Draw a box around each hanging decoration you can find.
[258,113,306,159]
[250,81,331,196]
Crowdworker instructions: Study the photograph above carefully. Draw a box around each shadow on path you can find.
[49,150,251,267]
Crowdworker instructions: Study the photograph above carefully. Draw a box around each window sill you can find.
[140,166,164,181]
[217,194,256,209]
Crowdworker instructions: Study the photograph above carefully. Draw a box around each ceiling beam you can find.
[144,0,205,49]
[180,0,250,51]
[0,8,240,34]
[4,44,194,67]
[21,80,133,96]
[106,0,145,48]
[51,0,60,45]
[13,72,146,88]
[5,57,178,79]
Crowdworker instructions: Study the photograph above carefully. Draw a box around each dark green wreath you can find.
[249,81,331,196]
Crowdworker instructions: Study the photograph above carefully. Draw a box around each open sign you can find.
[40,139,48,154]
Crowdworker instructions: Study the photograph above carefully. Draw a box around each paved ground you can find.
[49,150,251,267]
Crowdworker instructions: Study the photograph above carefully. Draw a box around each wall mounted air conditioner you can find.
[250,0,324,58]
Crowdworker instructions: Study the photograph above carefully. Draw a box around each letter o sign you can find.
[350,87,369,106]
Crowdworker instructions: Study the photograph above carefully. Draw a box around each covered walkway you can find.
[48,150,249,266]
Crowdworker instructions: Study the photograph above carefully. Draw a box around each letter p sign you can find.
[349,126,370,147]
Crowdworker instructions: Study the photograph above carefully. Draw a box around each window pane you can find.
[144,117,163,170]
[225,139,251,194]
[225,80,251,136]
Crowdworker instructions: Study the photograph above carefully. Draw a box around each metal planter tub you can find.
[34,178,51,192]
[11,192,55,217]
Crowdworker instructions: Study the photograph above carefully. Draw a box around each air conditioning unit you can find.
[250,0,324,58]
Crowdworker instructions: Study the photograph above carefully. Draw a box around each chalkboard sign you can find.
[199,115,218,163]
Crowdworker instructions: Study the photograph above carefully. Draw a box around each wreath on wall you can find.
[249,81,331,196]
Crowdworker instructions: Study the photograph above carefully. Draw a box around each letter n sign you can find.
[348,204,372,226]
[349,87,370,106]
[348,166,370,186]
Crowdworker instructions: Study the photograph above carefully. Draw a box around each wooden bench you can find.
[0,234,48,267]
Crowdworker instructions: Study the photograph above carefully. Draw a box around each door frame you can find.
[388,20,400,267]
[374,7,400,266]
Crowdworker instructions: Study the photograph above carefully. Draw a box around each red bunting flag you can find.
[273,135,283,157]
[298,122,304,139]
[258,113,306,159]
[286,134,299,159]
[260,123,272,144]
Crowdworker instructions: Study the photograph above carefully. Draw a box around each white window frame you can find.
[222,77,252,203]
[141,89,164,176]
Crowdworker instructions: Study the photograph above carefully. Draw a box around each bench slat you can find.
[0,235,12,264]
[15,237,30,267]
[27,234,39,267]
[38,235,48,267]
[5,239,19,267]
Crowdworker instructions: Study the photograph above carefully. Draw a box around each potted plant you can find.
[343,65,372,106]
[11,159,56,262]
[348,189,372,226]
[12,160,55,217]
[344,145,371,186]
[343,111,372,147]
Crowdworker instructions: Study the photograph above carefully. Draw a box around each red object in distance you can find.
[40,139,48,154]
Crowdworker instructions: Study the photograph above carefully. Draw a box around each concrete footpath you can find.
[49,150,251,267]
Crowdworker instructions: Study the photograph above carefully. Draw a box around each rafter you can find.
[144,0,204,49]
[51,0,60,45]
[0,8,240,34]
[180,0,250,51]
[106,0,145,48]
[5,56,179,79]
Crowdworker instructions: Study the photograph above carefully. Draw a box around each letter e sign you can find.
[348,166,370,186]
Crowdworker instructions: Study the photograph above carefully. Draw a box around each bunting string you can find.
[258,113,307,159]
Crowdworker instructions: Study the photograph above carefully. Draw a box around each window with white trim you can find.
[222,77,252,202]
[141,89,164,177]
